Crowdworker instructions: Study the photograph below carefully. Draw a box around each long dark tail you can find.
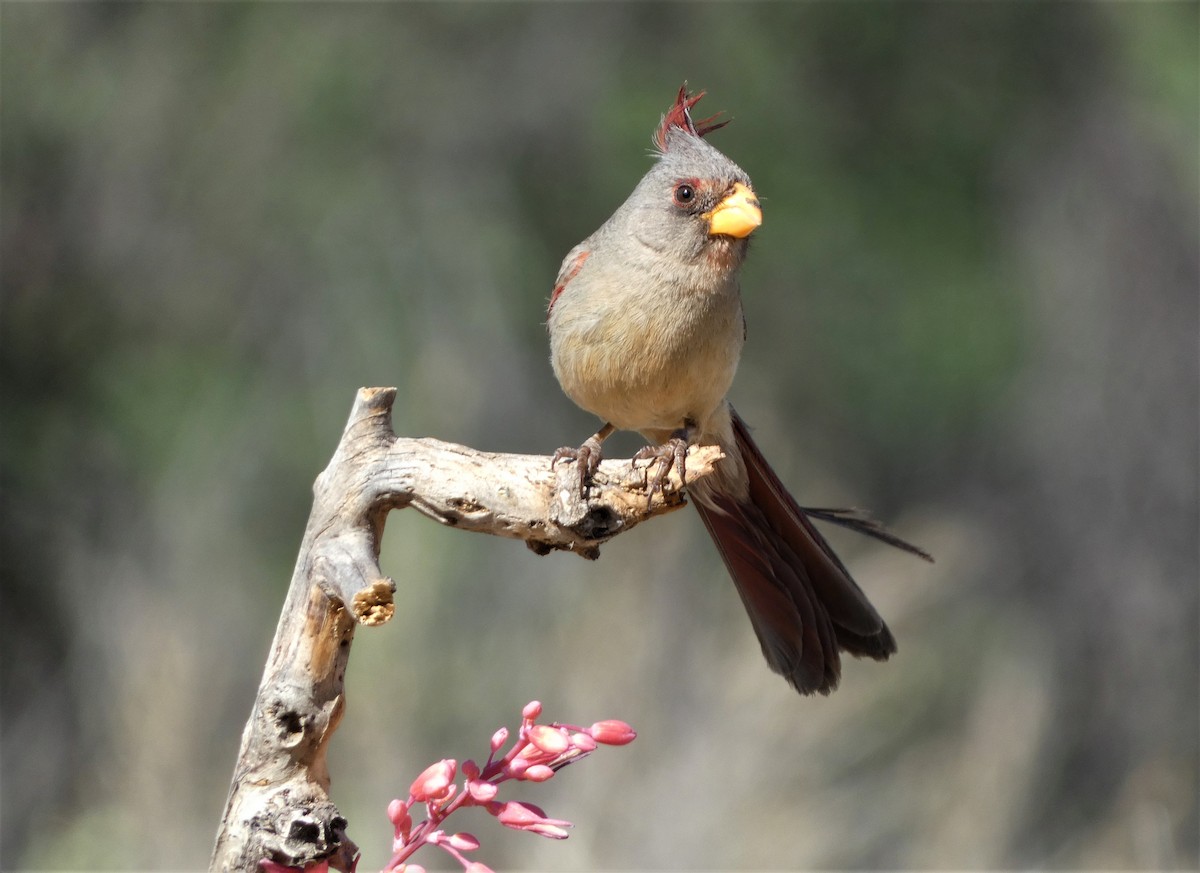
[692,408,929,695]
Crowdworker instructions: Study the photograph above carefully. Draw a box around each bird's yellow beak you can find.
[705,182,762,239]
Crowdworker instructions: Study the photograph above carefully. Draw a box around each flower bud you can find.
[387,797,412,842]
[522,700,543,721]
[528,724,570,755]
[387,798,409,826]
[409,758,457,803]
[490,726,509,752]
[527,821,571,839]
[494,800,534,826]
[493,800,573,839]
[447,832,480,852]
[589,720,637,745]
[570,732,597,753]
[523,764,555,782]
[467,778,498,802]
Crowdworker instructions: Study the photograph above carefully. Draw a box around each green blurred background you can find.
[2,3,1196,870]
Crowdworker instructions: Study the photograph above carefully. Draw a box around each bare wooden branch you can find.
[210,387,723,872]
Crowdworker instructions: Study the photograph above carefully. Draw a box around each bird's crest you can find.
[654,85,729,152]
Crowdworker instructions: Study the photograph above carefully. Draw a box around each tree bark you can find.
[210,387,723,872]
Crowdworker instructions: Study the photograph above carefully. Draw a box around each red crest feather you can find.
[654,85,729,152]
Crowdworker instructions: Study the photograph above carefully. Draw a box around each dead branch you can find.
[210,387,723,872]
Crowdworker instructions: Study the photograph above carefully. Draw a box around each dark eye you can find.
[673,183,696,207]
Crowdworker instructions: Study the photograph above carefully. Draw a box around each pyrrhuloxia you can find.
[547,86,929,695]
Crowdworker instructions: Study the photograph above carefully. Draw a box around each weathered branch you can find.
[210,387,723,872]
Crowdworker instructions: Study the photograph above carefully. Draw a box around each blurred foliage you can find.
[2,3,1196,870]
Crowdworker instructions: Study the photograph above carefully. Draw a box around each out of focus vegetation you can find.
[2,4,1196,869]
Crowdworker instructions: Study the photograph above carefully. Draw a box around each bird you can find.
[546,86,931,695]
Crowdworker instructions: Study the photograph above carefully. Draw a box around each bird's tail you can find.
[690,407,927,695]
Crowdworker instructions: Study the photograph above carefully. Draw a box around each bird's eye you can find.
[673,183,696,207]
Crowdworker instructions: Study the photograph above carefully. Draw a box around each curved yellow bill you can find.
[705,182,762,239]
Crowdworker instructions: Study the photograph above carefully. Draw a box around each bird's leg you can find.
[633,418,697,502]
[552,422,616,495]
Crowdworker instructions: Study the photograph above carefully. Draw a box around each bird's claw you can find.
[633,437,689,503]
[552,436,605,496]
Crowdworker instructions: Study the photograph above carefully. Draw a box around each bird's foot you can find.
[552,435,606,496]
[633,436,689,503]
[552,423,616,495]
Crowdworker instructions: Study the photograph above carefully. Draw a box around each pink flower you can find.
[522,764,555,782]
[385,702,635,872]
[527,725,570,755]
[388,798,412,843]
[409,759,457,803]
[571,732,598,753]
[492,801,573,839]
[489,727,508,753]
[388,798,408,824]
[445,832,480,852]
[589,720,637,746]
[467,777,498,802]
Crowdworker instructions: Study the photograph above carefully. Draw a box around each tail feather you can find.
[695,494,840,692]
[691,407,912,695]
[797,506,934,563]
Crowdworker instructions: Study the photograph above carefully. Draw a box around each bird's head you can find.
[616,86,762,273]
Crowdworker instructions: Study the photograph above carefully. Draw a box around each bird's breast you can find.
[549,268,745,434]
